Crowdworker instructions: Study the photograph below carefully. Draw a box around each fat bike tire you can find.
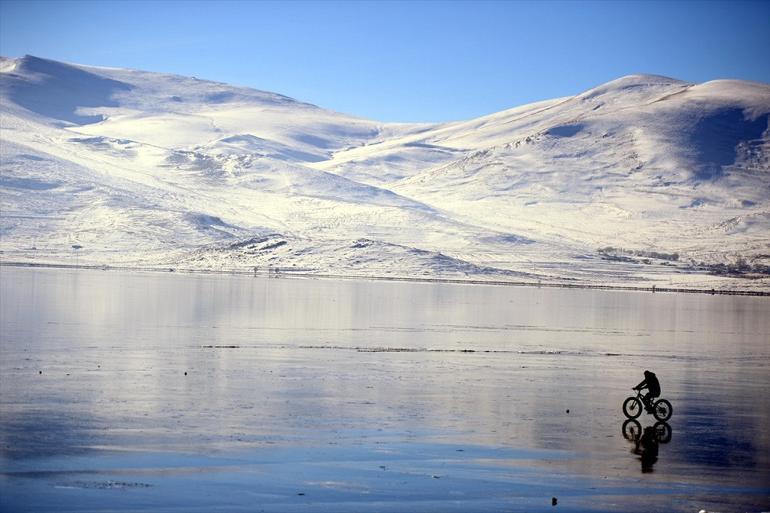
[653,399,673,422]
[623,397,643,419]
[654,421,672,443]
[622,419,642,441]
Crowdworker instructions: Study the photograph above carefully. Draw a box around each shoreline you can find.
[2,260,768,297]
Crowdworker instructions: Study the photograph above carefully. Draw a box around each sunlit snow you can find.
[1,56,768,290]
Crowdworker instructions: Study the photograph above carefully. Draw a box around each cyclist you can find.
[633,370,661,413]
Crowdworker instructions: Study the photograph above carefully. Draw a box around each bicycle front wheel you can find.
[622,419,642,441]
[653,399,673,421]
[623,396,642,418]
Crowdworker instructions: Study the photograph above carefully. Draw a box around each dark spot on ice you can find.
[62,480,152,490]
[552,497,558,506]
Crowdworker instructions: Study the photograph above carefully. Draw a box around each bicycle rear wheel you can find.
[653,399,672,421]
[654,421,672,443]
[623,396,642,418]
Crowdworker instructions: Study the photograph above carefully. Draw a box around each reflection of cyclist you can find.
[638,426,659,473]
[633,370,661,412]
[623,419,670,474]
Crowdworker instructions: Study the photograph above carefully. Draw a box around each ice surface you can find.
[1,268,769,512]
[1,57,769,290]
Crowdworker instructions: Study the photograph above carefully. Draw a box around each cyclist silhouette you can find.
[633,370,661,413]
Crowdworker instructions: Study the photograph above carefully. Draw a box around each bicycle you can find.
[622,388,672,422]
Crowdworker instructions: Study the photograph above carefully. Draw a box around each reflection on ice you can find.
[622,419,672,473]
[0,408,104,460]
[1,267,769,512]
[676,402,761,470]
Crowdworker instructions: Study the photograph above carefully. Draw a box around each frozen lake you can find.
[1,266,769,512]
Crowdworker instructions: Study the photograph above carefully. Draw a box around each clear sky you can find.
[1,0,769,122]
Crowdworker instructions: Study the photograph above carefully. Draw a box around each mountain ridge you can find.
[1,56,768,290]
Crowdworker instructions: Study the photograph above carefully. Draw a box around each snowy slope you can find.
[389,76,770,268]
[1,56,769,290]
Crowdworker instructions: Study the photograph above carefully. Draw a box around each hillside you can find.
[1,56,769,290]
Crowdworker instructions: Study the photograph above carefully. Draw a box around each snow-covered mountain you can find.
[1,55,769,290]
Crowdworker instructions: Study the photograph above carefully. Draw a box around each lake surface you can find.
[1,266,769,512]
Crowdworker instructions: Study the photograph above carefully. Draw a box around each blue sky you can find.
[1,0,769,122]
